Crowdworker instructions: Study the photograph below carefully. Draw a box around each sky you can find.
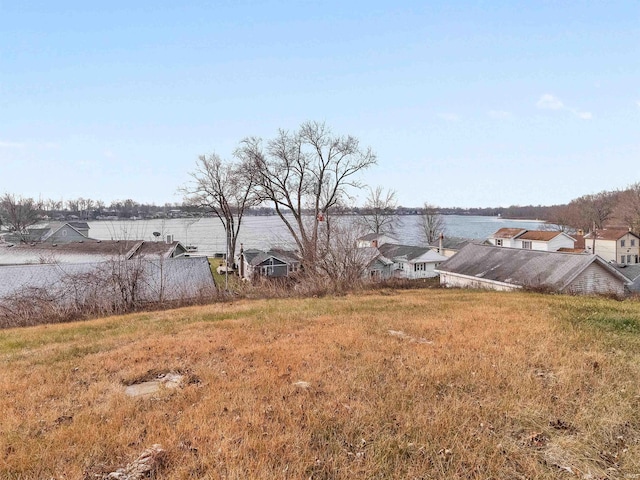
[1,1,639,208]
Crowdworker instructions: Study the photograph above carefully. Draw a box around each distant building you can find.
[1,221,91,244]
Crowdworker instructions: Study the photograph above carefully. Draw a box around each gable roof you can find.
[518,230,575,242]
[378,243,447,263]
[436,243,629,291]
[428,236,473,251]
[584,229,640,241]
[40,222,91,242]
[243,249,299,267]
[490,228,527,239]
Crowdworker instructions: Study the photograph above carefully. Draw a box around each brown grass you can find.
[1,289,640,479]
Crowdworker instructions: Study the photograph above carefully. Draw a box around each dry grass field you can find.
[2,289,640,479]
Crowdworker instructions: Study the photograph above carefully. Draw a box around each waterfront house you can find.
[436,243,629,296]
[239,248,301,280]
[487,228,576,252]
[583,228,640,264]
[1,221,92,244]
[376,243,448,279]
[356,233,398,249]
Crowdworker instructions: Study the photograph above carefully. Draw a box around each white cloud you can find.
[437,113,460,122]
[574,110,593,120]
[536,94,564,110]
[536,94,592,120]
[488,110,511,119]
[0,141,25,148]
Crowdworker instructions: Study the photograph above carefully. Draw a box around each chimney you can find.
[372,239,378,248]
[439,233,444,254]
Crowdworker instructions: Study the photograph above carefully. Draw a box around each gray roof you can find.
[243,249,299,267]
[378,243,445,262]
[614,264,640,292]
[0,257,215,303]
[0,240,185,265]
[357,233,399,242]
[428,236,474,250]
[437,243,629,291]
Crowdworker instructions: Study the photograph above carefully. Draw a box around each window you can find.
[628,255,632,264]
[621,240,626,247]
[414,263,426,271]
[522,241,532,250]
[632,239,636,247]
[495,239,503,247]
[621,255,626,264]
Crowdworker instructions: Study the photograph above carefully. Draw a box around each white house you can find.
[356,233,398,249]
[487,228,576,252]
[377,243,448,279]
[583,228,640,264]
[487,228,527,248]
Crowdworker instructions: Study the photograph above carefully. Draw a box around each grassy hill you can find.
[2,289,640,479]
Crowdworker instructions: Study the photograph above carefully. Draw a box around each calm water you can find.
[87,215,546,256]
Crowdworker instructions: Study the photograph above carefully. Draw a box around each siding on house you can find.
[566,263,626,296]
[584,230,640,264]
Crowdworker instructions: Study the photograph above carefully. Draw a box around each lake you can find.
[87,215,547,256]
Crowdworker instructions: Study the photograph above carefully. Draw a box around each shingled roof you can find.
[584,229,639,241]
[490,228,527,239]
[0,257,215,303]
[0,240,186,265]
[437,243,628,292]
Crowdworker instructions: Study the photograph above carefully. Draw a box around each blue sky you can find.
[1,1,638,208]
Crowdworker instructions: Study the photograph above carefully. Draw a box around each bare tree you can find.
[542,205,573,232]
[357,186,398,235]
[569,191,618,231]
[315,219,374,290]
[0,193,43,240]
[419,203,446,244]
[614,183,640,233]
[182,153,257,268]
[238,121,377,269]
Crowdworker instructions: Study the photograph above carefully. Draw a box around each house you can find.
[0,239,187,265]
[487,228,527,248]
[0,256,216,306]
[487,228,576,252]
[583,228,640,264]
[239,248,301,280]
[436,243,630,296]
[1,222,92,244]
[356,233,398,249]
[428,234,473,257]
[357,246,394,280]
[377,243,448,279]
